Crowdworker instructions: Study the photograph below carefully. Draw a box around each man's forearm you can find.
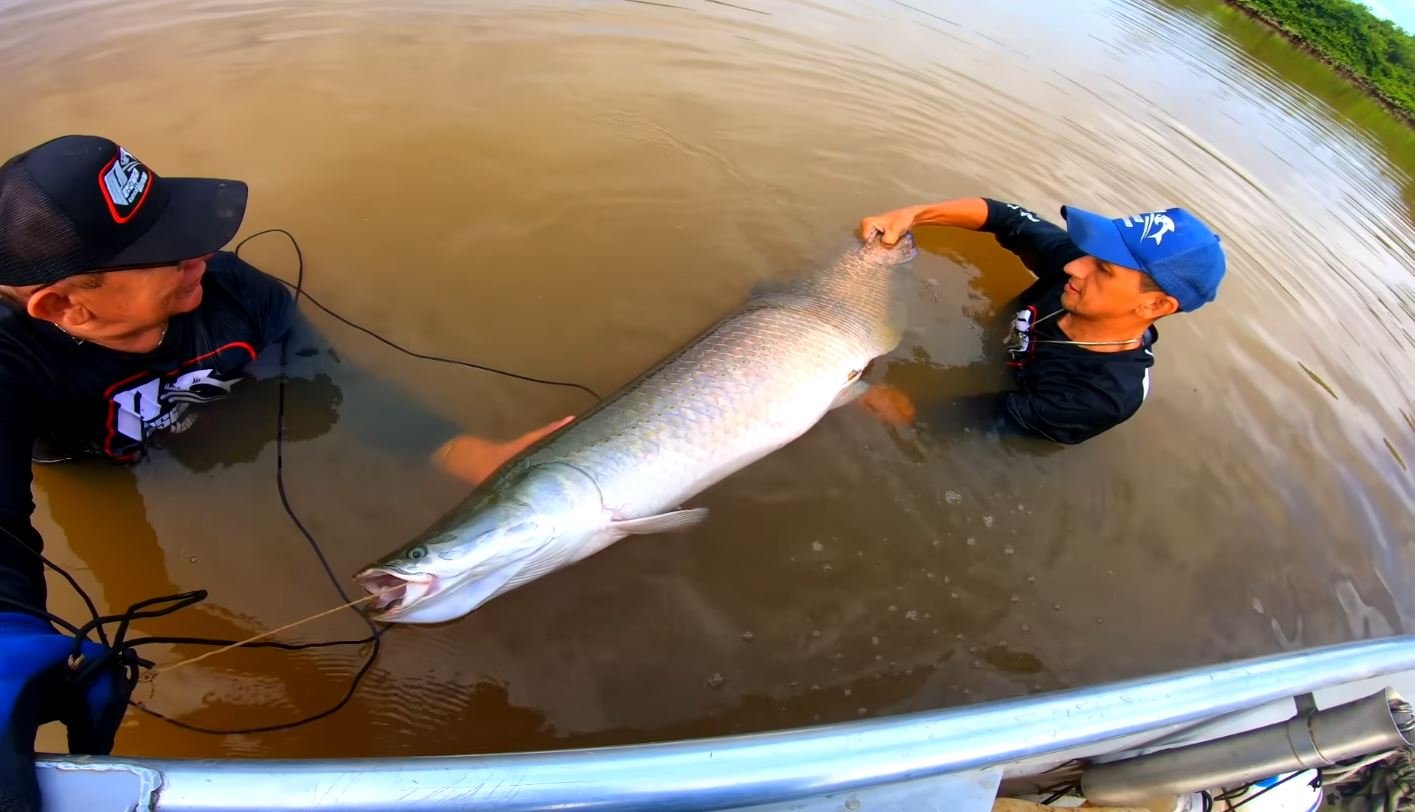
[904,198,990,231]
[255,307,578,476]
[860,198,991,245]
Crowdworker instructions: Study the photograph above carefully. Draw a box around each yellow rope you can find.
[140,586,398,682]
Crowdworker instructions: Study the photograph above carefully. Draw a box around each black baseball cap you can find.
[0,134,247,286]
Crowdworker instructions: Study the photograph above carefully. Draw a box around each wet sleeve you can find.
[0,382,46,613]
[206,251,297,353]
[224,261,465,459]
[1000,378,1129,446]
[980,199,1087,282]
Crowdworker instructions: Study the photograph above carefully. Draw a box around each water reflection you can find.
[35,462,257,643]
[161,373,343,474]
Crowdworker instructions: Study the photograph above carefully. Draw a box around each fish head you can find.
[354,465,599,624]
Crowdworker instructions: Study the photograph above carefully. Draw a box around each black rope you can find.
[146,228,389,734]
[132,226,601,734]
[0,535,109,644]
[243,229,600,401]
[1039,781,1079,805]
[0,541,86,637]
[0,228,599,736]
[286,285,601,399]
[121,634,373,651]
[47,228,390,736]
[128,646,383,736]
[1214,782,1256,803]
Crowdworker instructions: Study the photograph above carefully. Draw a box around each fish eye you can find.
[406,545,429,560]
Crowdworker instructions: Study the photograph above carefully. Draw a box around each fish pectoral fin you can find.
[444,557,529,615]
[828,379,872,411]
[609,508,710,536]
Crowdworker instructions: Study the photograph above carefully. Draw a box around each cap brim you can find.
[1061,205,1140,271]
[103,177,248,270]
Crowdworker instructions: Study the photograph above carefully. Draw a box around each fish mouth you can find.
[355,568,440,619]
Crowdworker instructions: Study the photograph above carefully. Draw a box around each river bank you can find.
[1223,0,1415,125]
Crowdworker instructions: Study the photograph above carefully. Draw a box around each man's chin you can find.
[173,285,204,313]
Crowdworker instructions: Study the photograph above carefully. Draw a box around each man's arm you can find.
[0,393,45,615]
[860,197,989,244]
[216,252,575,487]
[860,198,1085,282]
[0,388,114,812]
[1001,377,1131,446]
[0,388,62,812]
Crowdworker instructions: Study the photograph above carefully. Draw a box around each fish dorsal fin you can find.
[609,508,710,535]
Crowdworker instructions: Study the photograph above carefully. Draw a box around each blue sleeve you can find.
[981,199,1087,282]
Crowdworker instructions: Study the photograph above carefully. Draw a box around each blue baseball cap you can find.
[1060,205,1226,312]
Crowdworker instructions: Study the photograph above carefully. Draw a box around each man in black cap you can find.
[0,135,566,810]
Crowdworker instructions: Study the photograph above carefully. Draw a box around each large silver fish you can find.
[355,235,917,623]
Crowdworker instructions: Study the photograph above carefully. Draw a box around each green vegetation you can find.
[1230,0,1415,118]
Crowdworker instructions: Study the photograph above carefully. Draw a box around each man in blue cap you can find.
[859,197,1226,444]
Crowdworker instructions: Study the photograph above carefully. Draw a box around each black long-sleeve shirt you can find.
[0,252,292,612]
[982,199,1157,444]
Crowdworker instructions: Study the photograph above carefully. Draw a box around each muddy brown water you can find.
[2,0,1413,759]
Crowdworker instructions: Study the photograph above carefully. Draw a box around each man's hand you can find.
[433,416,574,488]
[857,384,916,427]
[859,206,922,247]
[860,199,990,244]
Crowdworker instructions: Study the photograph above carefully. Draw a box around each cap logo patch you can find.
[1133,211,1176,246]
[99,147,152,224]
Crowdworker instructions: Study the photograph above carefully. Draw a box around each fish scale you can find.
[357,236,917,623]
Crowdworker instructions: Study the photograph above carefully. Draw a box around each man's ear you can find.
[26,287,85,327]
[1141,293,1180,320]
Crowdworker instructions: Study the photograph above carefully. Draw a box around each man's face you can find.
[71,255,209,330]
[1061,255,1170,319]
